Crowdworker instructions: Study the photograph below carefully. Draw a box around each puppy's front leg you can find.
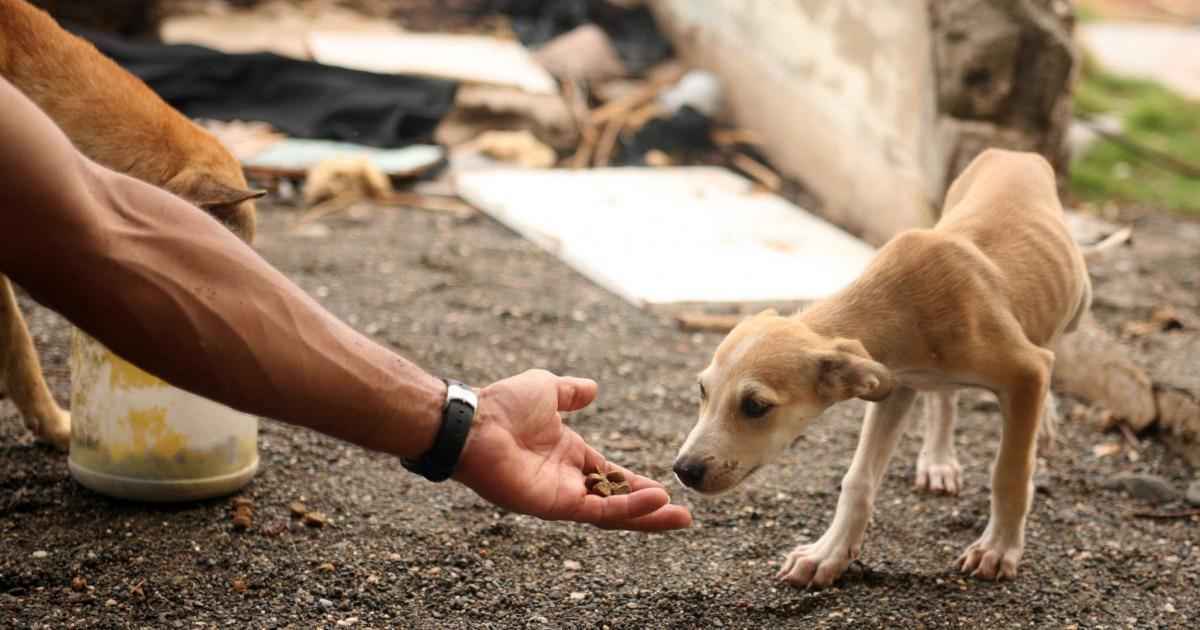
[778,387,917,588]
[915,390,962,495]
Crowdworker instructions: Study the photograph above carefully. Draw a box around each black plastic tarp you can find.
[70,27,459,148]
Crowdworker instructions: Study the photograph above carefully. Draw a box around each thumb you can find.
[555,376,598,412]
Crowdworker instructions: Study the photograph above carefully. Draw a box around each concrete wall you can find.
[649,0,1075,246]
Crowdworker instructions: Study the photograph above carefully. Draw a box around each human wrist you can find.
[402,378,480,482]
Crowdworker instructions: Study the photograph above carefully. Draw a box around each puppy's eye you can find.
[741,397,772,418]
[699,382,707,401]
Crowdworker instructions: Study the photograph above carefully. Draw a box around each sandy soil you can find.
[2,202,1197,629]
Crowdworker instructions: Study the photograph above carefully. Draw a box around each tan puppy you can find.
[0,0,263,450]
[674,149,1091,586]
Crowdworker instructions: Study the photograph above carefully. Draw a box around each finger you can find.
[556,376,598,412]
[570,487,669,525]
[597,504,693,532]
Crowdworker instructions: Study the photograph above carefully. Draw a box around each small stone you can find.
[562,560,582,571]
[303,511,329,528]
[261,520,288,537]
[1103,473,1180,504]
[336,618,359,627]
[71,577,87,592]
[318,598,334,609]
[568,591,588,601]
[531,615,550,623]
[1187,479,1200,506]
[318,562,335,573]
[289,501,308,518]
[31,550,47,559]
[104,598,117,607]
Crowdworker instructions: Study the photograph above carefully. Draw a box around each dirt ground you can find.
[2,201,1197,629]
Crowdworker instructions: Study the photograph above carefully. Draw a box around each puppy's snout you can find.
[673,458,707,488]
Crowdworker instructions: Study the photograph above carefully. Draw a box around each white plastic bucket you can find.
[67,328,259,502]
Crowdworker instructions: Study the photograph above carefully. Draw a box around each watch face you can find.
[447,382,478,409]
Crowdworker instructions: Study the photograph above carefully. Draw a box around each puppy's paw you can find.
[775,533,859,588]
[915,452,962,495]
[34,409,71,452]
[957,531,1023,580]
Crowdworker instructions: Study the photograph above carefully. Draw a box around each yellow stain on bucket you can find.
[69,328,259,501]
[104,407,188,462]
[109,356,165,390]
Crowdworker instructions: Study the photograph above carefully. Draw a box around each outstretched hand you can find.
[453,370,692,531]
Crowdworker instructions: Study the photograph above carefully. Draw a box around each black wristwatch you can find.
[401,379,477,482]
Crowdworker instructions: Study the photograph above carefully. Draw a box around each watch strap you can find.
[401,379,475,482]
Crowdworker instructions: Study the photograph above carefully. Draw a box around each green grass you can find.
[1069,55,1200,214]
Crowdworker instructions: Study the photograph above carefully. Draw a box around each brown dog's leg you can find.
[0,274,70,450]
[958,346,1053,580]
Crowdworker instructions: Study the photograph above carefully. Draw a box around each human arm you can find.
[0,76,690,530]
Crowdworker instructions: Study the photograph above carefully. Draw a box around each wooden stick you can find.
[589,64,685,126]
[732,153,782,192]
[385,191,475,216]
[292,194,359,227]
[593,112,629,168]
[564,79,600,169]
[674,312,743,333]
[1082,226,1133,262]
[711,128,764,147]
[626,101,665,132]
[1078,115,1200,179]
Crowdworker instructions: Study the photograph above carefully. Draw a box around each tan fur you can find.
[0,0,264,450]
[676,149,1091,586]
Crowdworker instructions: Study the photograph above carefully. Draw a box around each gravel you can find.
[1,202,1197,628]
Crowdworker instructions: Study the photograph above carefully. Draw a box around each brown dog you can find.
[675,149,1091,586]
[0,0,264,449]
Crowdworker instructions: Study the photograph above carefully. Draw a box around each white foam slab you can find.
[308,31,559,95]
[455,167,877,306]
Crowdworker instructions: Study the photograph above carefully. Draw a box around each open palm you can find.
[453,370,692,531]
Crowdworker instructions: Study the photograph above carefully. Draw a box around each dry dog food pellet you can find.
[231,498,254,531]
[289,501,308,518]
[585,466,631,497]
[303,511,329,528]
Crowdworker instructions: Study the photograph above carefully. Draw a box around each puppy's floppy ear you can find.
[816,345,894,402]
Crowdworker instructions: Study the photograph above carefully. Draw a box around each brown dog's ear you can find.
[189,177,267,211]
[755,308,779,318]
[816,351,894,402]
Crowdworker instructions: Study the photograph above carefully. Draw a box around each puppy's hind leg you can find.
[0,275,70,450]
[915,390,963,495]
[778,387,918,588]
[958,346,1053,581]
